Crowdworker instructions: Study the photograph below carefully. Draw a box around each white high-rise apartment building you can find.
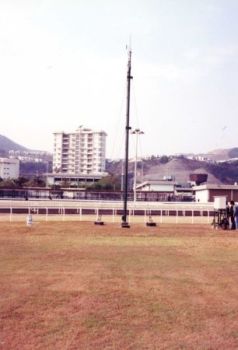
[53,127,107,175]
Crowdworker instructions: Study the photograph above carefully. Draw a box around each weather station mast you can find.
[121,47,133,228]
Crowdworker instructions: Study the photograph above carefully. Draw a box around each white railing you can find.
[0,199,214,224]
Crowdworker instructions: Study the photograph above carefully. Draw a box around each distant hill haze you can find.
[0,134,52,176]
[1,134,238,183]
[205,148,238,161]
[0,134,28,154]
[1,133,237,163]
[106,155,238,185]
[142,157,220,184]
[0,134,50,155]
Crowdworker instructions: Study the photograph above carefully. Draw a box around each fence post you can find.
[10,207,12,222]
[112,209,115,223]
[45,208,48,221]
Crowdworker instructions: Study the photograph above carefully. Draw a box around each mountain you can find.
[0,134,28,154]
[106,155,238,185]
[198,147,238,162]
[0,134,53,176]
[142,157,220,184]
[1,133,238,183]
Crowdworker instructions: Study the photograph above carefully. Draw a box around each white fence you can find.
[0,200,214,224]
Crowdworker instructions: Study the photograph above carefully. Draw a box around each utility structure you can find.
[121,48,133,228]
[131,128,144,203]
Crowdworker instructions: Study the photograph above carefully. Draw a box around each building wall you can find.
[53,133,63,172]
[195,189,209,203]
[53,127,106,175]
[0,158,19,179]
[195,188,238,203]
[141,184,174,192]
[209,189,238,202]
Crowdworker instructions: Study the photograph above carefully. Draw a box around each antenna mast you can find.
[121,48,133,228]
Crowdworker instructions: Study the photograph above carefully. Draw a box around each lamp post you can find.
[131,129,144,203]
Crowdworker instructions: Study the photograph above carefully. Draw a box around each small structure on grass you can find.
[26,214,33,227]
[212,196,229,230]
[94,215,104,225]
[146,215,157,227]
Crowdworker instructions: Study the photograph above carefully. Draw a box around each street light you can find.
[131,128,144,203]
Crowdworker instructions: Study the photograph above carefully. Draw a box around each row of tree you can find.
[0,174,121,190]
[0,177,46,189]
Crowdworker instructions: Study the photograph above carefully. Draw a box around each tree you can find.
[0,179,18,189]
[60,180,71,188]
[160,155,169,164]
[87,175,121,190]
[24,177,46,188]
[14,177,28,187]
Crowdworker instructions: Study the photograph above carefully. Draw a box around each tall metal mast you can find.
[121,48,133,228]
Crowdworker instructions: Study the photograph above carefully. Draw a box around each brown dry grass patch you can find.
[0,222,238,349]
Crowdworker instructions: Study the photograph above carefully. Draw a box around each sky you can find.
[1,0,238,159]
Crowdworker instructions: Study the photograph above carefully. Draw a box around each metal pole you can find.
[122,49,133,228]
[120,159,124,192]
[132,129,144,204]
[133,131,138,204]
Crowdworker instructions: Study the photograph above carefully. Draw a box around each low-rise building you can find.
[9,150,51,163]
[136,180,176,193]
[136,180,194,201]
[0,158,19,179]
[46,172,107,187]
[193,184,238,203]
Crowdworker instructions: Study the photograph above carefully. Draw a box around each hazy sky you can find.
[1,0,238,159]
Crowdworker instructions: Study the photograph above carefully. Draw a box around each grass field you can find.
[1,222,238,350]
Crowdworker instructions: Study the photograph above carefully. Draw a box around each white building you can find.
[193,184,238,203]
[9,150,51,163]
[136,180,176,193]
[50,126,107,186]
[0,158,20,179]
